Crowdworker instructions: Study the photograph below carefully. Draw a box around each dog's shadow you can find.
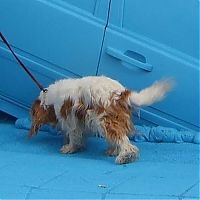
[26,131,111,162]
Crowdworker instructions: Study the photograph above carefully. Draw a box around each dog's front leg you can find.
[60,129,85,154]
[63,133,69,145]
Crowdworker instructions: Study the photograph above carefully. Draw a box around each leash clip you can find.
[40,88,48,109]
[42,88,48,93]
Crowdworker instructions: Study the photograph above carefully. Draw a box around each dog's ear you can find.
[29,121,41,137]
[29,99,57,137]
[29,99,45,137]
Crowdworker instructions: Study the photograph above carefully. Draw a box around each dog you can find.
[29,76,173,164]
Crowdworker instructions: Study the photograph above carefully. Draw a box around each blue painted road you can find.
[0,112,199,199]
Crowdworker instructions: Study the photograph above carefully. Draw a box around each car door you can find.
[97,0,199,131]
[0,0,110,117]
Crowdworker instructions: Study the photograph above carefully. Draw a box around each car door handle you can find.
[106,47,153,72]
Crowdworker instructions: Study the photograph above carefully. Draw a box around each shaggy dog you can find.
[30,76,173,164]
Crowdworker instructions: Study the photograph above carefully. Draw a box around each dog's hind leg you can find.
[101,122,139,164]
[106,136,139,164]
[115,136,139,164]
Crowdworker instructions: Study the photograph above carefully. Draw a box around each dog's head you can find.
[29,99,57,137]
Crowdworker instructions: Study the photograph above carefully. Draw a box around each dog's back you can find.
[39,76,125,109]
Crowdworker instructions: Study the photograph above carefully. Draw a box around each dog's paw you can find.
[60,144,78,154]
[115,145,139,164]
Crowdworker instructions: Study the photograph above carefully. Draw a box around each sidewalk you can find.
[0,112,199,199]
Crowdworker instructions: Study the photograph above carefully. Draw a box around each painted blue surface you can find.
[0,0,110,117]
[0,112,199,199]
[97,0,199,131]
[112,0,198,58]
[0,0,199,131]
[0,0,109,76]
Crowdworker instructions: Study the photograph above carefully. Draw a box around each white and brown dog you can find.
[30,76,173,164]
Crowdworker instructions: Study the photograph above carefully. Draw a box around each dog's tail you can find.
[129,79,175,107]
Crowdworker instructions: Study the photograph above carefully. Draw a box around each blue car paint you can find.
[97,0,199,131]
[0,0,110,116]
[0,0,199,131]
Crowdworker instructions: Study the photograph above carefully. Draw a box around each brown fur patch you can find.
[75,97,87,121]
[94,99,105,115]
[100,90,133,144]
[60,97,74,119]
[30,99,57,137]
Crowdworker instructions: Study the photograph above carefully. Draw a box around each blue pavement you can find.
[0,112,199,199]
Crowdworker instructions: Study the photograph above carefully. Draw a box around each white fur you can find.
[39,76,124,108]
[115,136,139,164]
[130,79,174,106]
[40,76,173,110]
[39,76,173,134]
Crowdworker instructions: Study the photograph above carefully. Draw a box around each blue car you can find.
[0,0,199,131]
